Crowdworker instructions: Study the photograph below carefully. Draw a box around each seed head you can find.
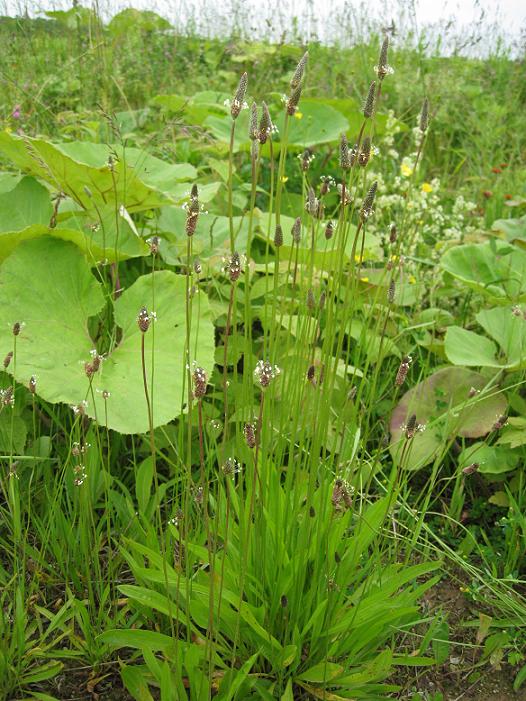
[290,51,308,90]
[244,422,256,449]
[28,376,37,394]
[360,181,378,221]
[306,288,316,310]
[291,217,301,244]
[280,594,289,608]
[363,81,376,118]
[12,322,21,336]
[137,306,151,333]
[307,365,316,383]
[274,224,283,248]
[389,224,397,243]
[3,351,13,369]
[325,221,334,240]
[339,133,351,171]
[231,72,248,119]
[194,258,202,275]
[309,505,316,517]
[419,97,429,133]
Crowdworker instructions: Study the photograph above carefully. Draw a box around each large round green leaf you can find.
[440,240,526,302]
[0,238,215,434]
[445,306,526,370]
[0,176,148,263]
[390,367,507,470]
[0,132,196,214]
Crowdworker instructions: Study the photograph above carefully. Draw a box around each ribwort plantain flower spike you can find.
[274,225,283,248]
[223,251,244,283]
[363,81,376,118]
[230,72,248,119]
[339,133,351,171]
[244,422,256,449]
[185,184,200,236]
[462,462,480,475]
[249,102,258,141]
[286,84,302,116]
[254,360,280,389]
[258,102,272,144]
[395,355,412,387]
[420,97,429,133]
[291,217,301,244]
[375,36,394,81]
[290,51,308,90]
[358,137,372,167]
[192,365,208,399]
[360,181,378,221]
[3,351,13,369]
[137,306,151,333]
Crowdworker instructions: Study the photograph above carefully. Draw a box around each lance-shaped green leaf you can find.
[0,238,215,434]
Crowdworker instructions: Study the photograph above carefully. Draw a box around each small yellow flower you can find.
[421,182,433,193]
[408,275,416,284]
[354,254,362,263]
[280,176,289,183]
[360,276,369,283]
[294,111,303,120]
[400,163,413,177]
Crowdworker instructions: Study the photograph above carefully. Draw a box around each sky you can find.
[1,0,525,53]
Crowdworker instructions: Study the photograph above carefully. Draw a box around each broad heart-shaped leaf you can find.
[0,131,196,214]
[89,268,215,433]
[440,240,526,302]
[444,327,501,368]
[0,176,148,262]
[445,306,526,370]
[492,215,526,249]
[151,90,230,125]
[204,99,350,152]
[0,238,215,434]
[390,367,507,471]
[459,442,519,475]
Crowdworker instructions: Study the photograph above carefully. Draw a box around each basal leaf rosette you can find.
[390,367,507,471]
[0,237,214,434]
